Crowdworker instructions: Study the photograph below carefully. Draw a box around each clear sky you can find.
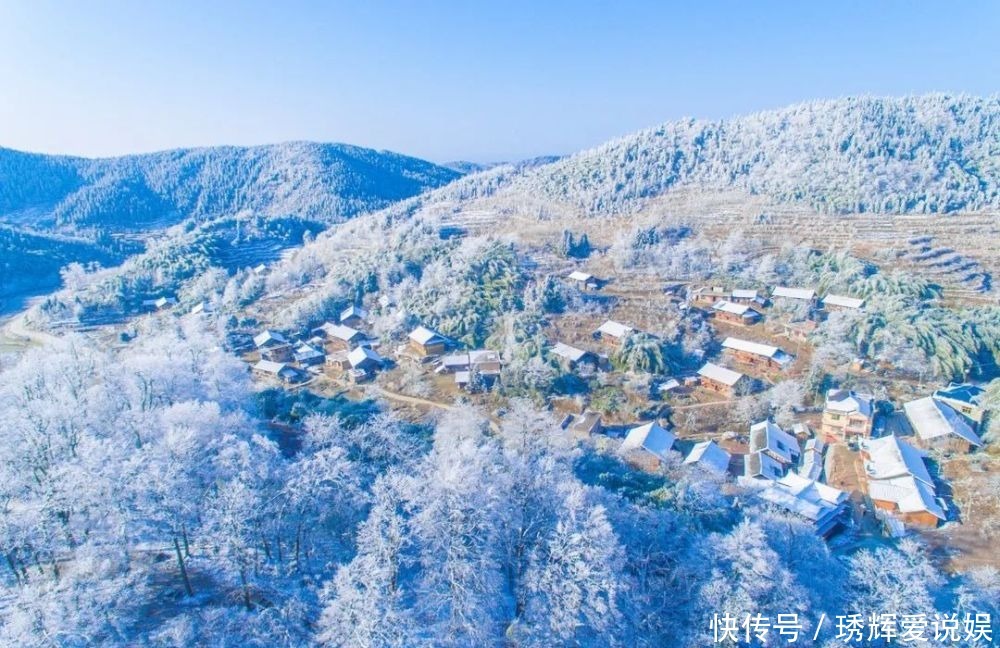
[1,1,997,163]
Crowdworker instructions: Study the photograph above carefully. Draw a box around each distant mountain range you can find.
[0,142,459,312]
[5,94,1000,316]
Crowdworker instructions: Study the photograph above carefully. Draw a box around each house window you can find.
[830,413,841,420]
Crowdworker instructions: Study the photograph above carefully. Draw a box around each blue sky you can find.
[1,1,997,162]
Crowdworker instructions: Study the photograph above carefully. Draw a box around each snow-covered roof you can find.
[597,320,634,339]
[749,420,799,464]
[253,330,287,348]
[684,440,731,474]
[903,397,982,447]
[697,362,744,387]
[551,342,592,363]
[348,346,383,368]
[409,326,445,345]
[744,451,785,480]
[294,343,324,360]
[758,473,848,526]
[798,437,826,480]
[253,360,287,375]
[567,270,594,282]
[933,383,985,407]
[822,294,865,309]
[722,337,793,366]
[340,305,367,322]
[455,370,471,385]
[867,475,945,519]
[712,300,755,316]
[621,422,675,463]
[468,349,501,365]
[825,389,874,418]
[731,289,758,300]
[863,435,934,486]
[658,378,681,392]
[772,286,815,300]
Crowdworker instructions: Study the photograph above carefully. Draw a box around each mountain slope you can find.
[512,94,1000,215]
[0,141,460,232]
[0,142,459,314]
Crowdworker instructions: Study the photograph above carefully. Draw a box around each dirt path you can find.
[2,309,60,348]
[373,386,455,411]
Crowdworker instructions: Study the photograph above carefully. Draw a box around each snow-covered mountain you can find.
[0,142,459,312]
[0,141,460,232]
[507,94,1000,215]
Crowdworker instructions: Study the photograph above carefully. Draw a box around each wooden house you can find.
[821,294,865,311]
[722,337,793,371]
[684,440,731,475]
[593,320,634,346]
[252,360,301,384]
[314,323,367,352]
[570,411,603,438]
[696,362,747,397]
[862,435,945,527]
[756,473,849,538]
[771,286,816,303]
[620,422,676,471]
[711,301,762,326]
[261,344,294,363]
[567,270,600,291]
[550,342,599,372]
[903,396,982,454]
[253,329,288,349]
[340,305,368,328]
[408,326,448,357]
[348,346,384,377]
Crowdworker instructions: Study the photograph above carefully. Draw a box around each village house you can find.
[743,451,786,481]
[721,337,794,371]
[797,437,827,481]
[903,396,982,454]
[710,300,762,326]
[821,294,865,311]
[862,435,945,528]
[757,473,850,538]
[690,285,728,305]
[339,305,368,328]
[771,286,816,303]
[252,360,302,384]
[730,288,766,306]
[188,301,213,315]
[325,350,351,372]
[293,343,325,366]
[314,323,368,352]
[821,389,875,441]
[261,344,294,363]
[620,421,676,471]
[684,440,731,475]
[932,383,986,424]
[566,270,600,290]
[594,320,634,346]
[142,296,178,311]
[749,420,801,467]
[550,342,600,372]
[437,350,502,375]
[697,362,748,397]
[254,329,288,349]
[408,326,448,357]
[347,346,384,382]
[570,411,603,438]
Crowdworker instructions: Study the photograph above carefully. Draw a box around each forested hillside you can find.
[0,143,459,313]
[513,94,1000,215]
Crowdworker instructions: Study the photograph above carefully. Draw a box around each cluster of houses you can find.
[589,377,989,538]
[249,306,387,385]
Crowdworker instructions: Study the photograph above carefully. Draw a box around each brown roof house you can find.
[697,362,748,397]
